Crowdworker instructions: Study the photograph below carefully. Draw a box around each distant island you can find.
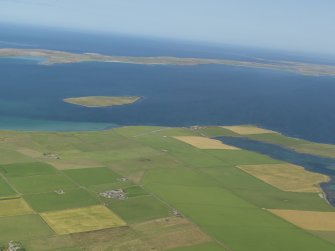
[63,96,141,107]
[1,48,335,76]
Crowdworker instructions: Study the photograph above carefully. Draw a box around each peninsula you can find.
[63,96,141,107]
[1,48,335,76]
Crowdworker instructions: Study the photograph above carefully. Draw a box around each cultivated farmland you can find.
[0,125,335,250]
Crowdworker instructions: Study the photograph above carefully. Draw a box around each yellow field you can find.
[268,209,335,231]
[16,148,42,158]
[0,198,33,217]
[40,205,126,234]
[174,136,239,150]
[131,217,211,250]
[69,217,211,251]
[238,164,329,193]
[45,159,103,170]
[222,125,277,135]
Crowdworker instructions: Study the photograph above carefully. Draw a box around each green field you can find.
[0,147,33,165]
[0,162,57,177]
[23,235,81,251]
[23,189,99,212]
[63,167,121,186]
[0,125,335,250]
[9,174,77,194]
[168,242,227,251]
[0,214,53,243]
[107,195,171,223]
[0,176,16,198]
[124,186,149,198]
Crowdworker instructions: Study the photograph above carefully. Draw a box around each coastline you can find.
[0,116,117,132]
[1,48,335,76]
[215,134,335,207]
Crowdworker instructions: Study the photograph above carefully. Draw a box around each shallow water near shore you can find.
[216,136,335,206]
[0,116,116,131]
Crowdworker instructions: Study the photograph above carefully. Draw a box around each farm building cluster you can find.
[99,188,127,200]
[1,241,25,251]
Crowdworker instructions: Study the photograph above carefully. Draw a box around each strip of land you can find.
[222,125,335,158]
[63,96,141,107]
[1,48,335,76]
[222,125,277,135]
[174,136,240,150]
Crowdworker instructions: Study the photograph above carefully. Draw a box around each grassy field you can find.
[132,131,335,250]
[0,162,57,177]
[0,125,335,250]
[168,242,228,251]
[23,235,81,251]
[0,214,53,243]
[194,126,239,137]
[23,189,100,212]
[124,186,149,198]
[0,176,16,198]
[311,231,335,245]
[107,195,171,224]
[9,174,77,194]
[63,167,121,186]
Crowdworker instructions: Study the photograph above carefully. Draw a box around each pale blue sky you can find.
[0,0,334,55]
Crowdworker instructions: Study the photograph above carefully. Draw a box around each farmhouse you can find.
[99,189,127,200]
[7,241,25,251]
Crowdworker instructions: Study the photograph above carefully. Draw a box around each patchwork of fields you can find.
[0,125,335,250]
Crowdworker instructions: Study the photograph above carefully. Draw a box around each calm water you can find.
[0,24,335,144]
[216,136,335,206]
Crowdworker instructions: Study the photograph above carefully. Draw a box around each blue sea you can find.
[1,24,335,145]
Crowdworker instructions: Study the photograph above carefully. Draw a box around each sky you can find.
[0,0,334,55]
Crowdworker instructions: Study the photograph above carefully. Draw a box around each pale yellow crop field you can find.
[45,159,103,170]
[174,136,239,150]
[0,198,33,217]
[222,125,277,135]
[238,164,329,193]
[67,217,212,251]
[40,205,126,234]
[268,209,335,231]
[16,148,43,158]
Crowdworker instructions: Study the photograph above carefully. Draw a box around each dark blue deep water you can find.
[0,24,335,145]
